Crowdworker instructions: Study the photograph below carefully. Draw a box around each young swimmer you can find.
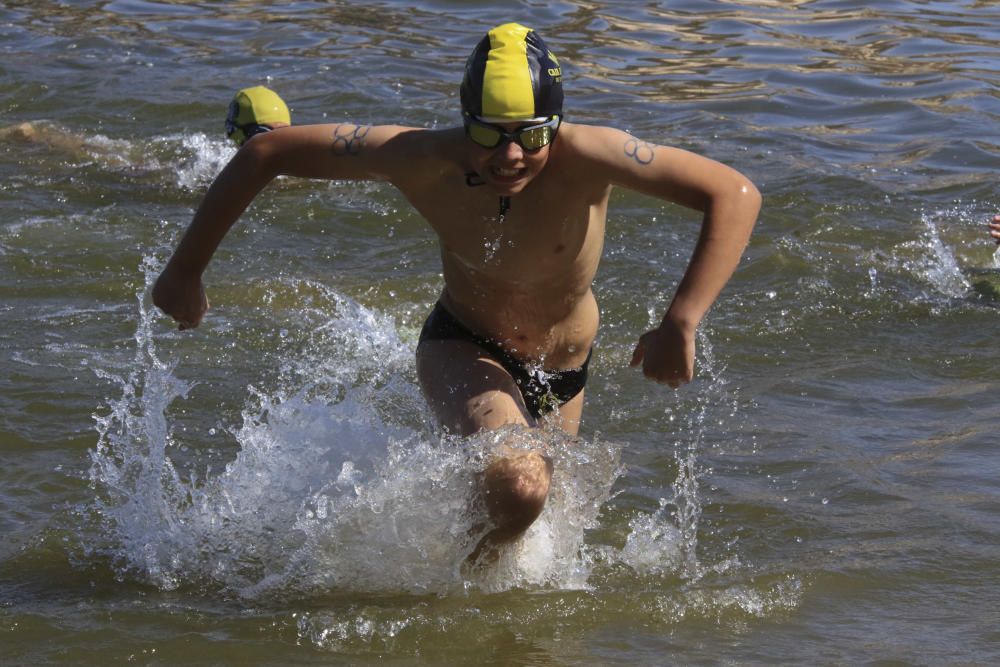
[0,121,86,152]
[2,85,290,161]
[225,86,291,146]
[153,23,761,557]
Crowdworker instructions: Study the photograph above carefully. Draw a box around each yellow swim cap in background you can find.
[460,23,563,122]
[225,85,291,146]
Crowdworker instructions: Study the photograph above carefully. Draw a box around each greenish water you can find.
[2,1,999,664]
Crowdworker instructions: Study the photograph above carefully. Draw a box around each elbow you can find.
[729,173,761,214]
[694,167,761,217]
[715,173,761,226]
[742,177,762,214]
[700,174,760,244]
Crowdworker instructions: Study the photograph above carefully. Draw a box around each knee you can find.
[482,451,553,537]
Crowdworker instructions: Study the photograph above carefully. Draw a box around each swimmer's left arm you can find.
[581,126,761,387]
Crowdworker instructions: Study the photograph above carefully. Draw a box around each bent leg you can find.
[540,388,584,436]
[417,339,553,557]
[416,338,534,435]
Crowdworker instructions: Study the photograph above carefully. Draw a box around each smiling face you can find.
[459,24,564,196]
[465,120,554,196]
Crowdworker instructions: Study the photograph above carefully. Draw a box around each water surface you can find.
[2,1,999,664]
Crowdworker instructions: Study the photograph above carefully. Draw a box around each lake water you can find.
[2,1,999,664]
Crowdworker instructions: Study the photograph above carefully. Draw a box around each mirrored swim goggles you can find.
[463,114,561,151]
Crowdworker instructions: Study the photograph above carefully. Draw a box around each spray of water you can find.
[86,257,626,598]
[50,130,806,650]
[610,310,740,584]
[168,133,236,191]
[79,253,803,651]
[914,211,970,298]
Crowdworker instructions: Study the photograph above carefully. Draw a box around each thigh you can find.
[416,339,534,436]
[540,389,584,437]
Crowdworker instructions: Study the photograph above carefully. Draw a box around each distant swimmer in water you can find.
[224,85,291,147]
[0,85,291,151]
[153,23,761,561]
[0,121,84,152]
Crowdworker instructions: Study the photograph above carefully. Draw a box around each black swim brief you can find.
[418,302,592,419]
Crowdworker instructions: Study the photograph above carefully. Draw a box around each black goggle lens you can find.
[225,120,271,146]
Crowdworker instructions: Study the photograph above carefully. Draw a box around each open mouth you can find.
[490,166,525,181]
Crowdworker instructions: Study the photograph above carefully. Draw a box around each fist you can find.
[629,321,696,389]
[152,266,209,330]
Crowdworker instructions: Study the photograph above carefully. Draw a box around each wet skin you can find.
[152,115,761,557]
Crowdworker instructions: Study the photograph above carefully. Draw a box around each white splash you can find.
[908,210,970,298]
[86,257,624,598]
[166,132,236,191]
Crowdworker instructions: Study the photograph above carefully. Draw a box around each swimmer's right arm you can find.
[989,214,1000,245]
[153,123,417,329]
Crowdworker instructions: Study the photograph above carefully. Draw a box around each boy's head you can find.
[460,23,564,195]
[225,86,291,146]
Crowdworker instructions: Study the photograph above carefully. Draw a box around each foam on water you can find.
[911,210,970,299]
[164,132,236,191]
[864,206,990,310]
[85,258,630,597]
[1,121,242,192]
[81,256,793,643]
[73,128,802,632]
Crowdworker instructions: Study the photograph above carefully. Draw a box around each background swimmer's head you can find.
[225,86,291,147]
[460,23,563,124]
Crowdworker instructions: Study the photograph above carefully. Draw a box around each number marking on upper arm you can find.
[332,124,371,155]
[624,137,655,165]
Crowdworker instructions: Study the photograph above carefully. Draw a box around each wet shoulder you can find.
[382,126,464,185]
[556,122,644,162]
[549,122,629,192]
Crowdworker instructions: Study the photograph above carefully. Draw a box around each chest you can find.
[424,185,604,274]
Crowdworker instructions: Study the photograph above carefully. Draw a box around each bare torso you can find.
[392,123,610,370]
[152,90,759,547]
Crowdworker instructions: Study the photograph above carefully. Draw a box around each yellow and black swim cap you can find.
[225,86,291,146]
[460,23,563,122]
